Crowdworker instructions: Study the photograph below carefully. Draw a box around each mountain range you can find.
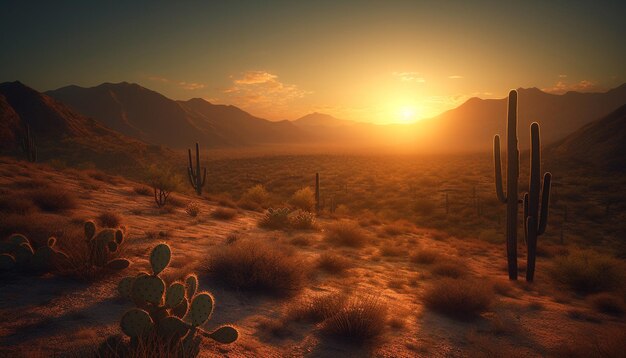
[1,80,625,171]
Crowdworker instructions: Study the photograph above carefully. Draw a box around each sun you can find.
[399,106,417,122]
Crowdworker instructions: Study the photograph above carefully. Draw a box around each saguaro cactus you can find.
[315,173,320,215]
[494,90,520,280]
[187,143,206,195]
[21,125,37,162]
[524,123,551,282]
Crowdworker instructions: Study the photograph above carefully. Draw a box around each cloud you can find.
[448,75,463,79]
[543,80,597,94]
[146,75,206,90]
[558,74,567,78]
[221,70,310,118]
[393,72,426,82]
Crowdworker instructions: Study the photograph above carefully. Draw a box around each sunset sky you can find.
[1,1,625,123]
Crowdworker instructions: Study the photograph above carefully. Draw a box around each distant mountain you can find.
[546,103,626,172]
[408,85,626,152]
[0,81,171,170]
[292,112,356,127]
[46,82,308,148]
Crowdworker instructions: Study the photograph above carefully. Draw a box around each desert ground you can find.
[0,152,624,358]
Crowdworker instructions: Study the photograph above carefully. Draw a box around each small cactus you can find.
[118,243,238,355]
[0,234,68,274]
[187,142,207,196]
[85,221,131,271]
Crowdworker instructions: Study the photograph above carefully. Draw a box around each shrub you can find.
[325,221,369,247]
[551,250,624,293]
[413,199,436,216]
[185,201,201,217]
[320,294,387,343]
[239,185,270,209]
[146,165,181,207]
[588,293,625,316]
[431,261,467,278]
[380,245,404,257]
[317,252,352,274]
[288,292,346,323]
[207,240,308,296]
[478,229,502,244]
[29,187,77,212]
[259,208,291,230]
[424,278,493,320]
[410,248,440,265]
[211,207,237,220]
[290,187,315,211]
[290,210,316,230]
[97,211,122,228]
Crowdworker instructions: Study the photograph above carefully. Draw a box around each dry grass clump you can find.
[424,278,493,320]
[238,184,270,211]
[290,187,315,211]
[28,187,77,212]
[552,328,626,358]
[380,245,404,257]
[97,211,122,228]
[290,210,316,230]
[320,294,388,344]
[410,248,440,265]
[207,240,308,296]
[258,208,290,229]
[431,260,467,278]
[289,236,311,247]
[551,249,624,293]
[381,220,414,236]
[325,220,369,247]
[211,207,238,220]
[0,192,36,215]
[317,252,352,274]
[587,293,625,316]
[287,292,347,323]
[185,201,201,217]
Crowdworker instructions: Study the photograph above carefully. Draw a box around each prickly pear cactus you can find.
[117,243,238,355]
[84,220,130,271]
[0,234,68,274]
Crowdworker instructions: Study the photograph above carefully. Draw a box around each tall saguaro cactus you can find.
[493,90,520,280]
[21,125,37,163]
[187,142,206,195]
[524,123,551,282]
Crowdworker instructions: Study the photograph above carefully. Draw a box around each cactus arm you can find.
[201,167,207,186]
[188,166,196,188]
[523,192,529,244]
[538,172,551,235]
[493,135,506,203]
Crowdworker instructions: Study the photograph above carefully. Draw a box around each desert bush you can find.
[290,187,315,211]
[410,248,440,265]
[289,236,311,247]
[97,211,122,228]
[424,278,493,320]
[207,240,308,296]
[588,293,625,316]
[290,210,316,230]
[413,199,436,216]
[320,294,387,343]
[259,208,291,230]
[29,187,77,212]
[211,207,237,220]
[380,245,404,257]
[185,201,201,217]
[478,229,502,244]
[431,261,467,278]
[146,165,181,208]
[325,221,369,247]
[288,292,346,323]
[551,250,624,293]
[317,252,352,274]
[239,185,270,210]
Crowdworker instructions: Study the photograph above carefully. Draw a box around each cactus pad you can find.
[118,276,135,298]
[120,309,153,338]
[107,241,118,253]
[172,299,189,319]
[132,274,165,304]
[204,325,239,344]
[115,230,124,244]
[188,292,214,326]
[165,282,186,308]
[8,234,29,247]
[185,274,198,298]
[158,316,190,341]
[150,243,171,275]
[14,242,34,263]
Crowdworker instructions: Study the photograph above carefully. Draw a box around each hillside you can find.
[0,81,172,171]
[547,103,626,171]
[47,83,309,148]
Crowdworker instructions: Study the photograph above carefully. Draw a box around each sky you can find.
[1,0,625,123]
